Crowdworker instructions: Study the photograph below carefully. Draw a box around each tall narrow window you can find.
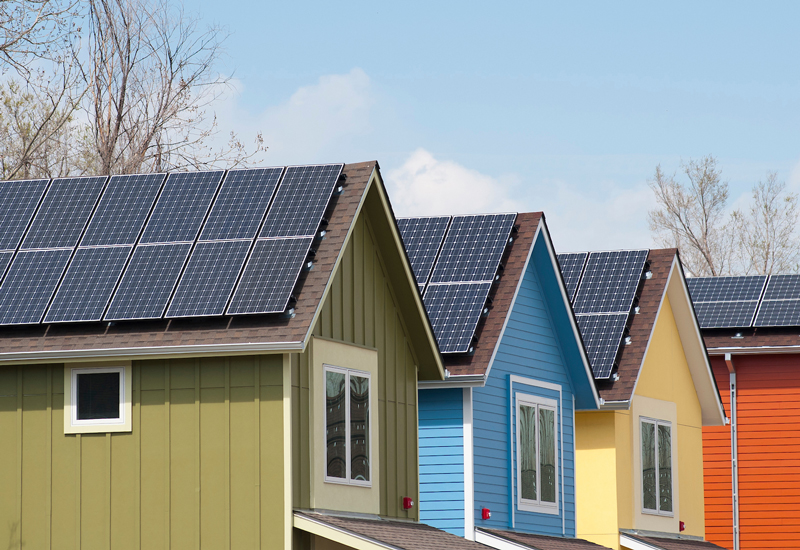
[324,365,371,486]
[516,394,559,513]
[641,418,673,515]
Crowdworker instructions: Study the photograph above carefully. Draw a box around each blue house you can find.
[398,212,601,545]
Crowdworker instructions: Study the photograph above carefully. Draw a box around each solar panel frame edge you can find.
[0,248,74,325]
[397,215,452,289]
[0,178,51,252]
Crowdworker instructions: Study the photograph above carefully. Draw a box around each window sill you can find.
[324,476,372,488]
[641,508,674,518]
[517,500,559,515]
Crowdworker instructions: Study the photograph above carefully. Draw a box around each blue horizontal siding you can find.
[418,387,465,537]
[472,232,582,538]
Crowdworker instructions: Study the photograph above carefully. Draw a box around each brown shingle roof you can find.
[295,512,488,550]
[702,326,800,351]
[479,528,612,550]
[0,161,376,362]
[621,532,727,550]
[443,212,541,377]
[594,248,676,403]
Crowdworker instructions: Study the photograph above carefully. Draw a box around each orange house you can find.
[688,275,800,550]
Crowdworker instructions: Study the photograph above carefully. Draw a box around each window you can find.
[64,366,131,434]
[641,417,673,515]
[516,394,558,513]
[325,365,371,486]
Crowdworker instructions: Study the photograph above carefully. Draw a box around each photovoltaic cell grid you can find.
[749,274,800,327]
[167,241,251,317]
[260,164,343,238]
[557,252,588,302]
[685,276,767,329]
[139,171,224,244]
[105,243,192,321]
[423,282,492,354]
[573,250,648,314]
[0,249,73,324]
[396,216,450,287]
[0,179,49,250]
[200,167,283,241]
[576,314,628,379]
[21,176,107,249]
[429,214,516,284]
[227,238,314,315]
[81,174,166,246]
[0,252,12,280]
[45,246,132,323]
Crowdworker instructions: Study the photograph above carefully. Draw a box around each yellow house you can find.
[563,249,727,550]
[0,162,485,550]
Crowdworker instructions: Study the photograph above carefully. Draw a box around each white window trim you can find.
[64,365,132,434]
[515,393,559,515]
[640,416,674,517]
[323,364,372,487]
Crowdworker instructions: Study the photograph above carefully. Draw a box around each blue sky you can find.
[182,0,800,252]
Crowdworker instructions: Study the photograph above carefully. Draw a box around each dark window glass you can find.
[325,371,346,479]
[77,372,120,420]
[519,404,537,500]
[350,375,370,481]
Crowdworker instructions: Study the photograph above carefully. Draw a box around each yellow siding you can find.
[293,204,420,521]
[0,354,286,550]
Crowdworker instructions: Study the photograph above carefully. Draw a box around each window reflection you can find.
[326,371,346,479]
[350,375,370,481]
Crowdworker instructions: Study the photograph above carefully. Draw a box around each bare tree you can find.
[648,156,738,276]
[84,0,264,175]
[737,172,800,275]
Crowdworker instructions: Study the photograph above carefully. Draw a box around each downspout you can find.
[725,353,740,550]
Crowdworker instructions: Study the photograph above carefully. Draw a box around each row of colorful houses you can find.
[0,161,744,550]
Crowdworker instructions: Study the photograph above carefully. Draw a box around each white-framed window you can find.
[641,417,673,516]
[64,365,132,434]
[515,393,559,514]
[324,365,371,486]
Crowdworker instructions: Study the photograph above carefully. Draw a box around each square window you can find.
[64,365,131,434]
[324,365,372,486]
[516,393,559,514]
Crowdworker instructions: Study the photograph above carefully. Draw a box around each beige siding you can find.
[0,355,285,550]
[293,208,420,520]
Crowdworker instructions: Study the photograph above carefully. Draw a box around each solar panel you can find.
[423,282,492,354]
[259,164,343,238]
[166,241,251,318]
[199,167,283,241]
[573,250,649,314]
[761,274,800,301]
[227,237,314,315]
[81,174,166,246]
[0,249,72,324]
[104,243,192,320]
[21,176,107,249]
[429,213,516,284]
[44,246,132,323]
[139,171,224,244]
[686,276,766,303]
[557,252,588,302]
[0,179,49,250]
[397,216,450,287]
[693,301,759,329]
[576,313,628,379]
[753,299,800,327]
[0,251,14,280]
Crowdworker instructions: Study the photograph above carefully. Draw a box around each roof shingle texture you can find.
[480,528,612,550]
[296,512,488,550]
[443,212,541,377]
[702,326,800,351]
[594,248,676,402]
[0,161,376,357]
[623,533,727,550]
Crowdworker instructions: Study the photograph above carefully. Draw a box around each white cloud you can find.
[385,149,519,217]
[211,68,375,165]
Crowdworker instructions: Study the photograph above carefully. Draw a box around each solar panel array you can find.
[398,213,516,354]
[563,249,650,380]
[0,164,342,325]
[687,273,800,329]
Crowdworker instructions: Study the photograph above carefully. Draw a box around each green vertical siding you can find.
[293,207,420,520]
[0,355,285,550]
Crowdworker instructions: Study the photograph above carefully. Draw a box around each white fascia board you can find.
[418,374,486,389]
[619,533,664,550]
[0,341,303,365]
[293,513,401,550]
[707,345,800,355]
[474,529,532,550]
